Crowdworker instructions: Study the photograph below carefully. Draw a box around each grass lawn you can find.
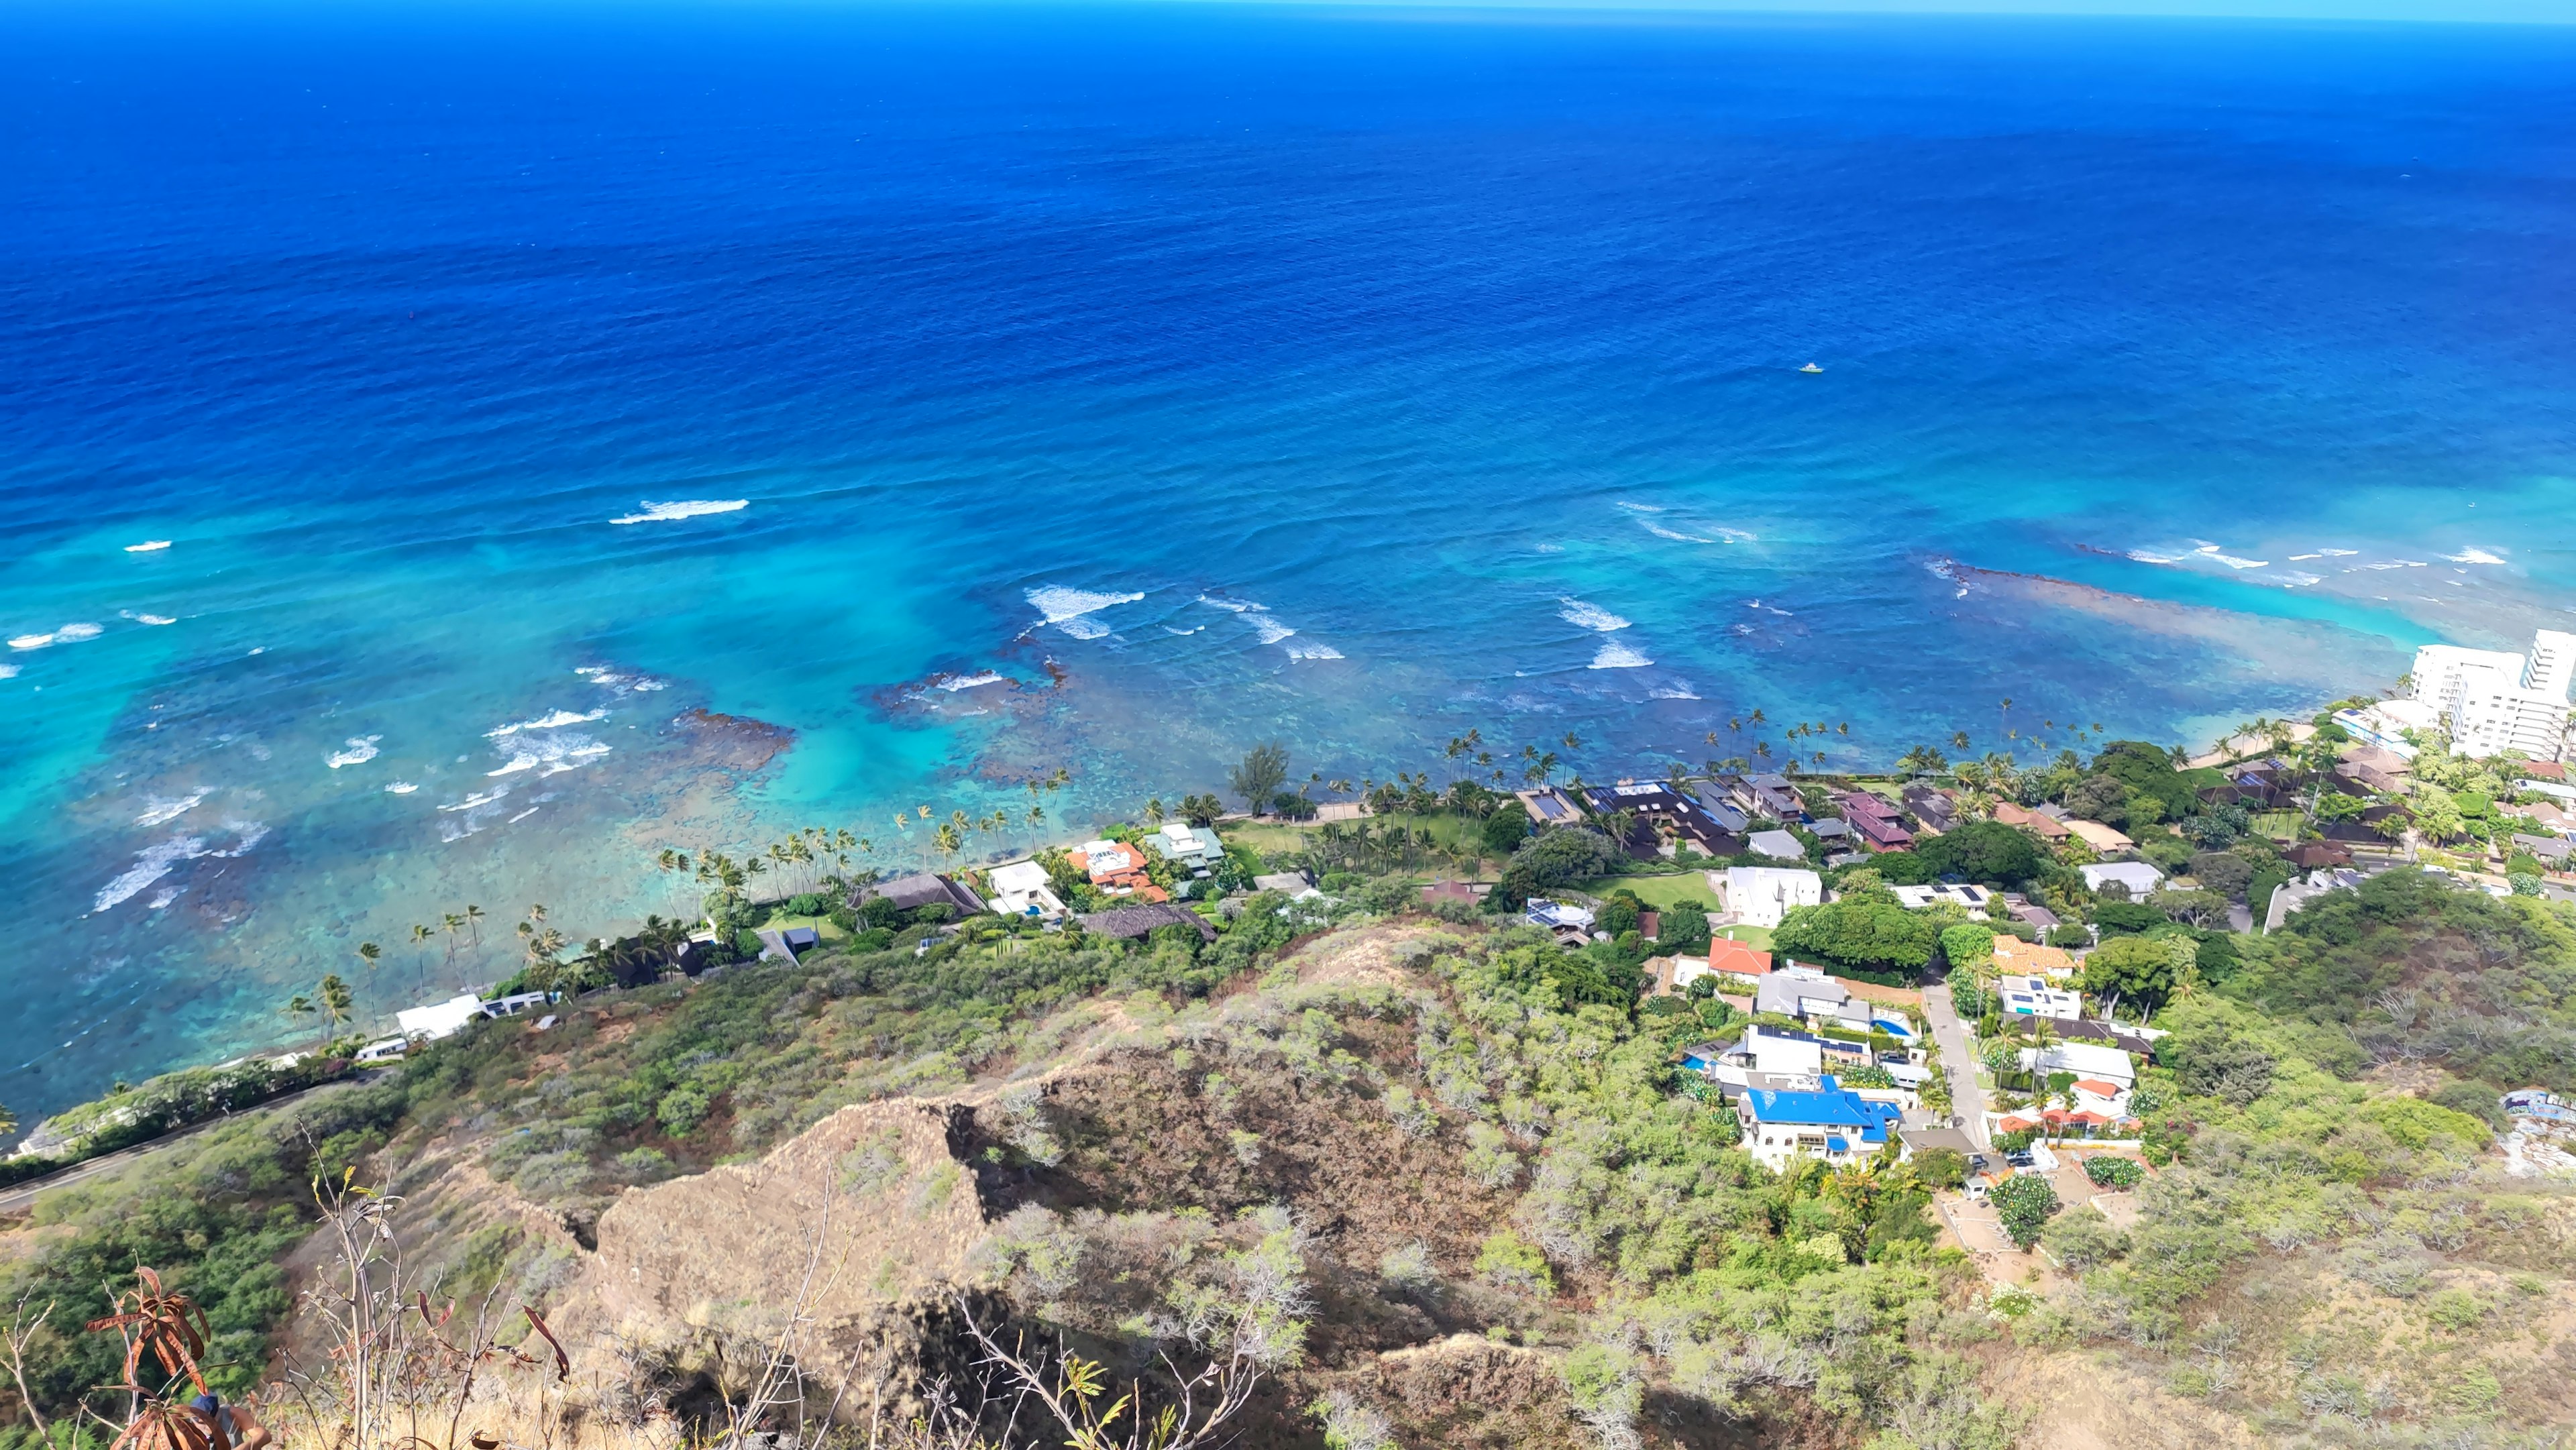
[1711,924,1774,951]
[1576,872,1721,912]
[762,913,851,941]
[1219,813,1498,875]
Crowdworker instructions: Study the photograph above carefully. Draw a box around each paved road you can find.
[1921,981,1989,1151]
[0,1076,366,1215]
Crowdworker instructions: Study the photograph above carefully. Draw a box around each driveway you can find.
[1922,981,1989,1150]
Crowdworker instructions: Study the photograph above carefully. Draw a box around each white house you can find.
[1150,822,1227,875]
[1737,1022,1827,1076]
[2020,1040,2137,1092]
[1715,865,1821,927]
[1754,964,1848,1022]
[2080,861,2165,899]
[2333,699,2438,759]
[1734,1086,1903,1171]
[1526,899,1597,932]
[1890,883,1992,913]
[395,993,484,1041]
[987,859,1069,920]
[2412,630,2576,761]
[1995,974,2082,1020]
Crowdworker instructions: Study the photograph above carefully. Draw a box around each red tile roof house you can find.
[1069,840,1168,903]
[1660,936,1773,997]
[1840,792,1915,852]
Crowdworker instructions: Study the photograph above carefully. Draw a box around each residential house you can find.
[1252,870,1318,897]
[855,871,989,918]
[2020,1040,2137,1092]
[1525,899,1597,941]
[2071,1077,2132,1117]
[1733,1023,1827,1076]
[1840,791,1916,852]
[1809,818,1854,851]
[2051,1018,2160,1057]
[2063,818,2135,854]
[986,860,1069,921]
[1890,883,1992,913]
[1690,787,1753,834]
[481,991,551,1019]
[1902,785,1960,835]
[1898,1125,1976,1161]
[2500,799,2573,834]
[1514,786,1583,826]
[2511,833,2575,870]
[1744,829,1809,865]
[2335,746,2412,795]
[1755,964,1851,1023]
[396,993,486,1042]
[1729,773,1807,822]
[755,926,821,964]
[1071,840,1165,902]
[1991,935,2078,980]
[1079,903,1218,944]
[1581,780,1741,856]
[1695,936,1774,992]
[1995,974,2082,1020]
[1994,801,2073,841]
[2005,899,2061,930]
[2265,867,2365,932]
[2079,860,2165,899]
[1735,1084,1903,1170]
[1149,822,1227,876]
[1714,864,1821,926]
[2284,842,2352,871]
[2331,702,2435,759]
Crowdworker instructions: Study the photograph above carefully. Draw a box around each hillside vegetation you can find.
[0,868,2571,1449]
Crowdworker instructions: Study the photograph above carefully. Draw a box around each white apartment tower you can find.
[2412,630,2576,761]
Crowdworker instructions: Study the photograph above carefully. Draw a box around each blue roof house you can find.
[1734,1082,1903,1170]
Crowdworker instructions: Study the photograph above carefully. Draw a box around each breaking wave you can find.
[487,708,606,737]
[488,732,612,777]
[1028,585,1143,637]
[1558,598,1631,632]
[325,735,382,769]
[611,499,747,524]
[124,540,171,553]
[135,791,209,827]
[1591,639,1653,669]
[1285,641,1344,661]
[1246,613,1297,645]
[2446,547,2507,565]
[94,835,208,913]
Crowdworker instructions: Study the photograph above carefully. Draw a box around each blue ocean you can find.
[1,1,2571,1120]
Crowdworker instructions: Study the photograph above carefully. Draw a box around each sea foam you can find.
[1029,585,1144,628]
[93,835,208,913]
[1285,641,1344,661]
[611,499,747,524]
[124,540,171,553]
[385,781,419,795]
[488,708,606,737]
[52,623,102,642]
[0,665,17,681]
[2446,547,2506,565]
[488,732,612,777]
[1246,612,1297,645]
[121,611,178,626]
[326,735,382,769]
[135,791,209,827]
[1591,639,1652,669]
[1558,598,1631,632]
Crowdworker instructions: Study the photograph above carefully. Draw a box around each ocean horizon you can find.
[3,1,2572,1123]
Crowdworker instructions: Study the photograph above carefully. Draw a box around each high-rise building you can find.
[2412,629,2576,761]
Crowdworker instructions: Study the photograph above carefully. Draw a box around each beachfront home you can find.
[1714,864,1820,926]
[2332,701,2435,760]
[2080,861,2165,899]
[1690,787,1752,834]
[1071,839,1165,901]
[855,871,989,918]
[1150,822,1227,875]
[396,993,486,1042]
[1996,974,2082,1020]
[987,860,1069,920]
[1582,780,1741,856]
[1727,773,1807,822]
[1736,1084,1903,1170]
[1994,801,2073,842]
[1902,785,1960,834]
[1514,786,1583,827]
[1839,791,1915,852]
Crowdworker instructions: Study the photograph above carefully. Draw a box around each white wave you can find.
[635,679,665,691]
[1246,613,1297,645]
[486,708,606,738]
[1591,639,1653,669]
[439,787,512,813]
[1558,598,1631,632]
[2317,548,2358,557]
[2446,547,2507,565]
[121,611,178,626]
[2192,545,2269,569]
[0,665,17,681]
[93,835,208,913]
[2287,553,2321,561]
[610,499,747,524]
[148,887,182,909]
[2359,560,2416,571]
[1534,543,1564,553]
[2127,550,2180,565]
[212,820,267,856]
[1285,641,1343,661]
[1648,685,1701,700]
[384,781,419,795]
[1195,594,1262,613]
[52,622,102,643]
[2275,571,2322,586]
[1163,625,1203,636]
[125,540,171,553]
[325,735,382,769]
[1613,500,1666,514]
[1028,585,1144,630]
[937,672,1006,691]
[9,633,55,651]
[135,791,208,827]
[1713,526,1758,543]
[507,807,541,824]
[488,732,611,777]
[1643,522,1716,544]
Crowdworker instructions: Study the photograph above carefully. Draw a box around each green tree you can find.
[1230,742,1291,813]
[316,972,354,1031]
[1990,1172,2060,1249]
[2082,934,2184,1013]
[1773,898,1939,973]
[1939,923,1996,974]
[1481,805,1532,857]
[1914,820,2043,885]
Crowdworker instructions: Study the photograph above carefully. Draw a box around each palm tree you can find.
[464,903,486,948]
[1563,731,1582,750]
[355,941,382,973]
[409,923,434,977]
[1146,797,1166,824]
[933,821,964,864]
[441,912,464,968]
[1950,730,1971,752]
[317,973,354,1032]
[286,993,316,1023]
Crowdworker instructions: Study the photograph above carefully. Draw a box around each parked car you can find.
[2006,1151,2036,1169]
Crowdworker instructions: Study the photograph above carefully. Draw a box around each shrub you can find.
[1990,1172,2061,1249]
[2083,1156,2143,1190]
[1914,1147,1968,1188]
[1474,1232,1554,1295]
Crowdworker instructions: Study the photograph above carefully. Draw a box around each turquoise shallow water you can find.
[2,2,2573,1120]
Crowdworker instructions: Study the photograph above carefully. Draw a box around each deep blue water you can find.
[3,2,2573,1121]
